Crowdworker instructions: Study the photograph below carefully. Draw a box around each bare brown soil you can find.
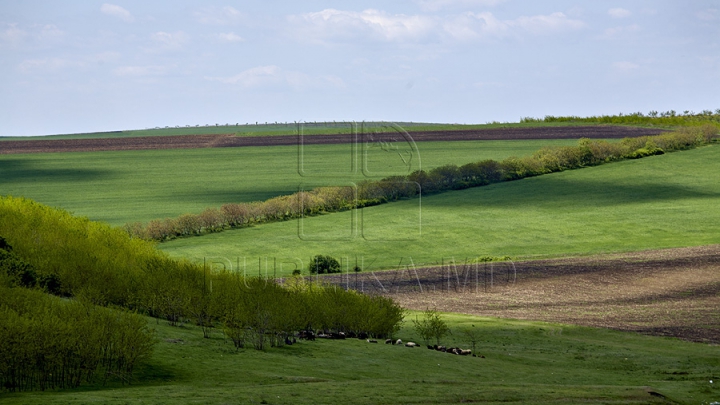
[321,245,720,344]
[0,126,666,154]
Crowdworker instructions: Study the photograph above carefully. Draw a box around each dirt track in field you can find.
[0,125,666,154]
[320,245,720,344]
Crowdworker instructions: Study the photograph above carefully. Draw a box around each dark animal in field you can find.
[347,331,357,338]
[358,332,369,339]
[427,345,434,350]
[405,342,417,347]
[385,339,393,344]
[285,337,293,345]
[331,332,346,340]
[460,349,472,356]
[395,339,402,345]
[298,330,315,341]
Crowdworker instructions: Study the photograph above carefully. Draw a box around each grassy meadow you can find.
[1,311,717,405]
[160,144,720,273]
[3,124,720,404]
[0,139,587,225]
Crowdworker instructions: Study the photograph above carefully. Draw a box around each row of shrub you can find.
[521,110,720,127]
[123,125,719,242]
[0,196,407,392]
[0,280,155,392]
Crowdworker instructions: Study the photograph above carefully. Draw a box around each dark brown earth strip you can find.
[0,126,667,154]
[315,245,720,344]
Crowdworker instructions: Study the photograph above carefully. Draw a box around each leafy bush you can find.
[412,308,450,345]
[309,255,341,274]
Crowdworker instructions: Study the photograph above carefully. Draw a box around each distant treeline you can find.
[0,196,405,392]
[124,125,719,242]
[521,109,720,127]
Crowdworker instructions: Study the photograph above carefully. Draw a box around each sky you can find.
[1,1,719,137]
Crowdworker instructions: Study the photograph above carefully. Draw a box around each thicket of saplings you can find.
[521,108,720,127]
[0,277,154,392]
[0,197,405,392]
[124,125,719,242]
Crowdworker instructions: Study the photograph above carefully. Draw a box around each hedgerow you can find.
[124,125,719,242]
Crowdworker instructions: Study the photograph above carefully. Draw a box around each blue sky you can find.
[1,1,718,136]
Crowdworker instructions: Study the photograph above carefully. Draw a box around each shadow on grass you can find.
[170,188,300,205]
[0,159,115,183]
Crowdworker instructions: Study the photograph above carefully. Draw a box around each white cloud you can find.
[289,9,585,44]
[444,11,585,40]
[608,8,632,18]
[18,52,122,73]
[1,23,63,48]
[416,0,506,12]
[113,65,173,76]
[100,4,134,22]
[196,6,243,25]
[612,61,639,71]
[208,65,345,90]
[289,9,436,43]
[37,24,64,40]
[17,58,75,72]
[217,32,244,42]
[599,24,640,39]
[696,9,718,21]
[150,31,188,50]
[510,12,586,35]
[0,23,27,46]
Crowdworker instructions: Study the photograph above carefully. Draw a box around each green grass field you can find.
[0,140,587,225]
[160,144,720,273]
[1,311,717,404]
[0,121,601,141]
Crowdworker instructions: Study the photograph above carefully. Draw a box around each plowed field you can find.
[321,245,720,344]
[0,125,666,154]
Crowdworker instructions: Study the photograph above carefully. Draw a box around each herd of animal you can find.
[296,330,483,357]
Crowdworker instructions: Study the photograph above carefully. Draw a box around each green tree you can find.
[412,308,450,345]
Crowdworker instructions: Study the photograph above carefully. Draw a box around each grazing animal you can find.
[460,349,472,356]
[358,332,369,340]
[405,342,417,347]
[385,339,393,344]
[285,337,293,345]
[367,339,378,343]
[436,345,446,352]
[395,339,402,345]
[298,330,315,341]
